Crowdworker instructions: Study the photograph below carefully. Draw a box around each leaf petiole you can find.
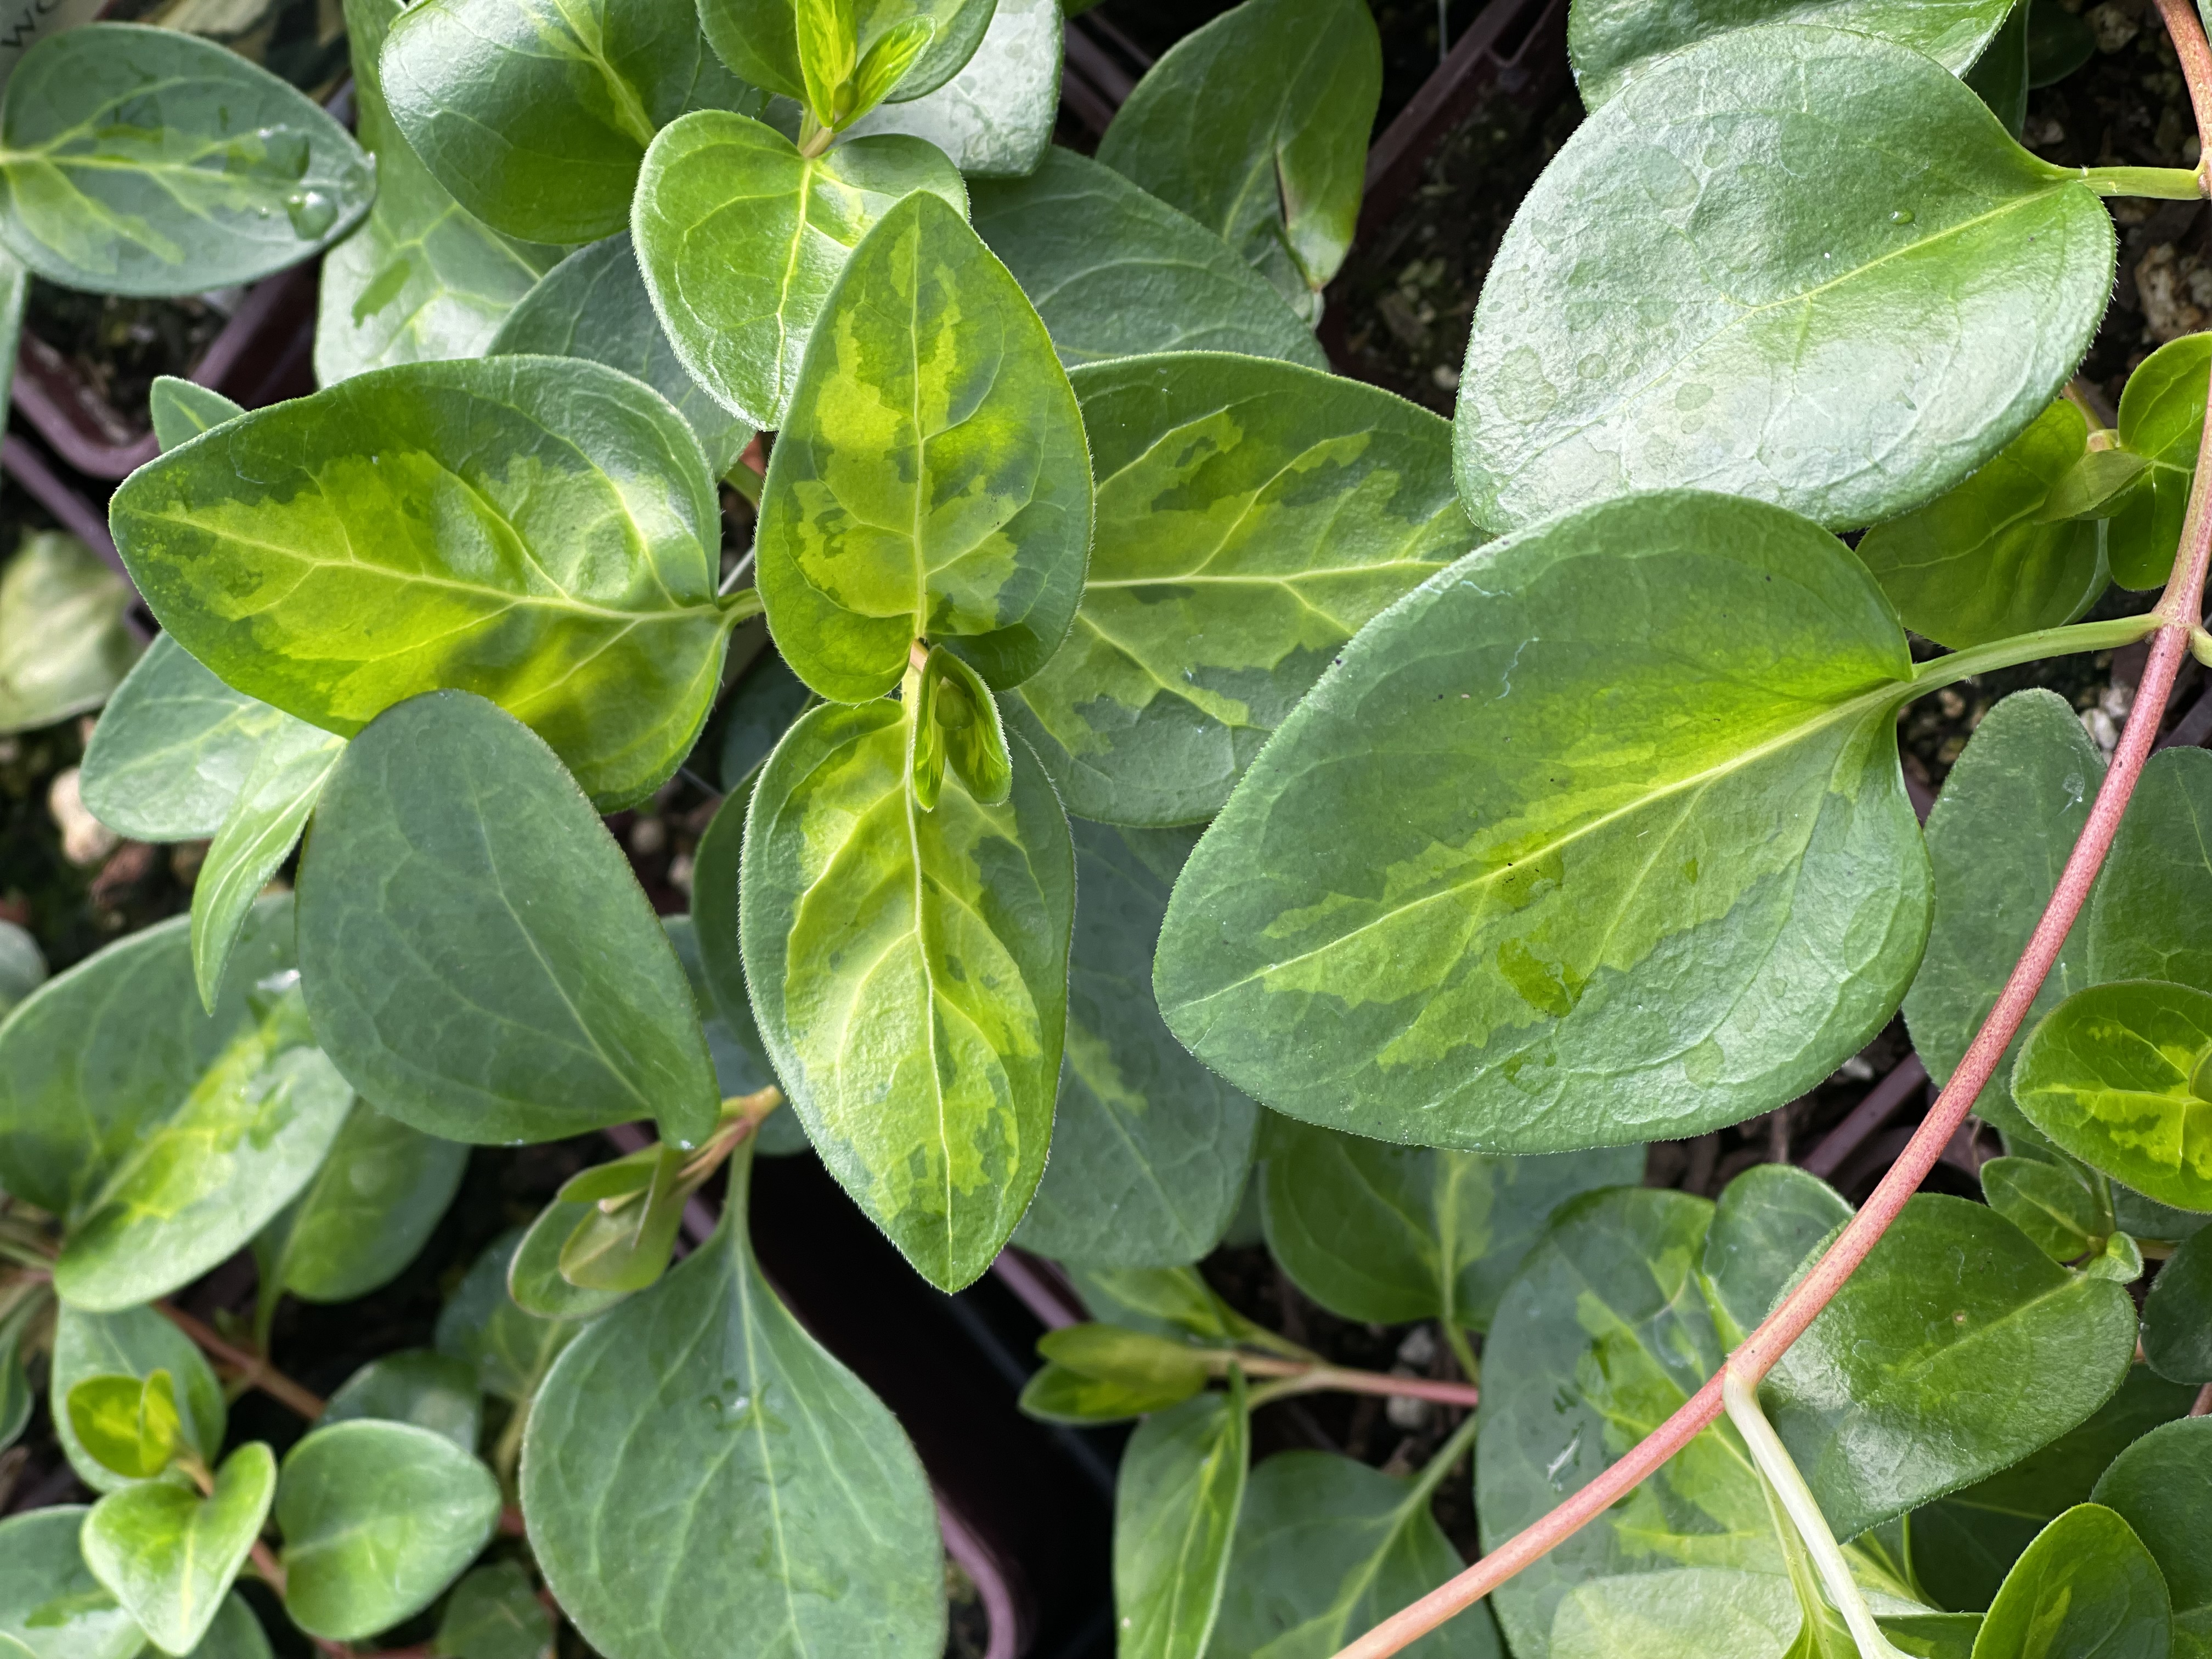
[1906,611,2160,699]
[1231,1350,1481,1410]
[2076,164,2205,199]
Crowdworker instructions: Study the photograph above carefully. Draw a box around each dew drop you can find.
[284,188,337,239]
[258,126,312,178]
[1889,207,1916,224]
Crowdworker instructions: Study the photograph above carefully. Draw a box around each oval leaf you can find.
[1967,1505,2169,1659]
[0,1506,145,1659]
[258,1103,469,1304]
[81,1442,276,1657]
[2092,1417,2212,1647]
[698,0,996,107]
[324,1350,484,1453]
[2106,331,2207,589]
[0,532,140,736]
[435,1231,580,1407]
[2086,746,2212,995]
[844,0,1058,176]
[1115,1372,1250,1659]
[2141,1225,2212,1384]
[49,1305,226,1498]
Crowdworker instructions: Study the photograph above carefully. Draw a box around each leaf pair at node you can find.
[708,0,994,141]
[909,644,1010,811]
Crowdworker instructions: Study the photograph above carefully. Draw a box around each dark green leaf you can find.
[2029,2,2097,84]
[1455,25,2113,534]
[0,1506,148,1659]
[844,0,1058,175]
[556,1145,690,1293]
[0,1304,29,1452]
[435,1232,580,1406]
[258,1103,470,1304]
[111,357,737,809]
[0,898,295,1221]
[2013,979,2212,1211]
[0,25,371,295]
[1064,1263,1294,1352]
[325,1350,485,1453]
[2086,747,2212,994]
[1855,400,2107,649]
[1006,352,1470,825]
[53,982,355,1313]
[0,531,141,735]
[298,691,721,1147]
[382,0,749,244]
[2044,447,2151,522]
[2143,1226,2212,1384]
[315,0,562,385]
[488,233,752,476]
[755,190,1091,701]
[190,721,345,1009]
[740,699,1073,1289]
[0,249,22,416]
[716,648,813,792]
[1969,1504,2169,1659]
[81,1442,276,1656]
[148,378,244,453]
[1962,0,2029,136]
[1883,1612,1987,1659]
[433,1563,553,1659]
[521,1150,946,1659]
[661,913,788,1132]
[1013,822,1259,1268]
[1155,490,1926,1152]
[278,1420,503,1641]
[2106,332,2207,590]
[1261,1118,1641,1333]
[970,149,1328,370]
[2092,1417,2212,1652]
[1114,1372,1249,1659]
[50,1304,225,1496]
[1097,0,1379,317]
[1980,1155,2110,1261]
[187,1596,273,1659]
[1697,1162,1855,1344]
[633,110,967,431]
[1906,690,2103,1138]
[698,0,996,109]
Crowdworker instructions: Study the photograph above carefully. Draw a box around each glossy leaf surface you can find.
[1968,1504,2169,1659]
[2106,331,2208,589]
[1855,400,2107,649]
[0,532,140,736]
[190,721,345,1009]
[698,0,996,108]
[910,645,1012,811]
[1096,0,1380,314]
[845,0,1058,176]
[2142,1226,2212,1383]
[1155,490,1926,1152]
[756,190,1091,702]
[1007,352,1469,825]
[1115,1374,1249,1659]
[0,25,372,295]
[109,356,732,809]
[1979,1155,2108,1261]
[49,1305,225,1496]
[2086,747,2212,995]
[300,692,720,1148]
[740,699,1072,1290]
[633,110,967,431]
[278,1421,502,1641]
[324,1350,484,1452]
[0,1506,145,1659]
[1454,25,2113,534]
[259,1103,469,1304]
[1014,822,1259,1269]
[81,1442,276,1656]
[970,149,1328,370]
[522,1162,945,1659]
[489,233,751,476]
[2094,1418,2212,1654]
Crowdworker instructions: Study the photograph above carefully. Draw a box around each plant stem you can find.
[2079,165,2204,199]
[1908,612,2159,698]
[2154,0,2212,177]
[249,1539,287,1595]
[2193,1381,2212,1417]
[1329,163,2212,1659]
[156,1302,326,1421]
[1232,1350,1481,1409]
[1443,1322,1482,1390]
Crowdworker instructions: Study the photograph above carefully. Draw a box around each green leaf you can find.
[1963,0,2030,136]
[1906,690,2103,1138]
[50,1304,225,1496]
[1908,1365,2198,1614]
[190,720,345,1009]
[1064,1262,1292,1352]
[699,0,997,108]
[67,1369,187,1482]
[1210,1443,1500,1659]
[556,1146,691,1293]
[2044,446,2152,523]
[435,1232,579,1406]
[278,1420,503,1642]
[78,636,304,843]
[740,698,1073,1289]
[1697,1162,1857,1344]
[755,190,1091,702]
[2029,2,2096,84]
[325,1350,485,1453]
[2086,1228,2145,1283]
[298,691,721,1147]
[1261,1119,1642,1334]
[0,531,141,736]
[1567,0,2017,108]
[521,1150,946,1659]
[1013,821,1259,1268]
[2143,1226,2212,1384]
[845,0,1058,176]
[0,247,23,418]
[0,920,43,1020]
[0,898,296,1220]
[2093,1417,2212,1654]
[81,1441,276,1657]
[1454,25,2113,535]
[185,1596,273,1659]
[1883,1612,1987,1659]
[433,1563,554,1659]
[488,233,752,476]
[257,1103,469,1304]
[315,0,562,386]
[0,1506,148,1659]
[1969,1504,2169,1659]
[2086,747,2212,995]
[2013,979,2212,1210]
[633,109,967,431]
[911,644,1012,811]
[110,356,735,810]
[1005,351,1469,825]
[717,648,815,791]
[382,0,747,244]
[509,1199,634,1320]
[2106,331,2208,590]
[0,1304,30,1452]
[848,16,935,120]
[1854,400,2108,650]
[971,149,1328,371]
[1154,490,1926,1152]
[1018,1359,1204,1424]
[148,378,245,453]
[1096,0,1379,316]
[53,981,354,1312]
[661,912,788,1131]
[1546,1569,1803,1659]
[0,25,371,295]
[1980,1154,2110,1261]
[1115,1373,1249,1659]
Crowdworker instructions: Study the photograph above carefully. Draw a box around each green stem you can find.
[2079,165,2205,199]
[1906,612,2159,699]
[1443,1322,1481,1389]
[1408,1407,1483,1505]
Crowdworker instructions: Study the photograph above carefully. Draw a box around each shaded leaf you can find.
[1969,1504,2169,1659]
[716,648,814,791]
[50,1304,225,1497]
[435,1232,579,1406]
[1454,25,2113,534]
[845,0,1059,176]
[298,692,721,1147]
[1155,490,1926,1152]
[2086,747,2212,995]
[1018,1359,1203,1424]
[2092,1418,2212,1655]
[1115,1372,1249,1659]
[2107,331,2208,590]
[81,1442,276,1656]
[0,919,43,1019]
[509,1198,634,1321]
[1006,352,1469,825]
[325,1350,485,1453]
[0,1506,150,1659]
[257,1103,470,1304]
[433,1563,553,1659]
[0,531,140,736]
[661,914,792,1143]
[190,720,345,1009]
[1065,1262,1293,1352]
[2142,1225,2212,1384]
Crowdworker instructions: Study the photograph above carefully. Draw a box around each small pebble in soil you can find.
[47,769,117,868]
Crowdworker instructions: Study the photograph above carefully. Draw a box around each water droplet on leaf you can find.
[1889,208,1915,224]
[284,188,337,239]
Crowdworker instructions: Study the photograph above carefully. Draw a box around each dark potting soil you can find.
[20,283,228,436]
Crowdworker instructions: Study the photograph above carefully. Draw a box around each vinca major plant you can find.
[0,0,2207,1656]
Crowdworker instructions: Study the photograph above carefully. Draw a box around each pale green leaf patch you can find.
[80,1441,276,1657]
[0,531,142,737]
[1114,1370,1249,1659]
